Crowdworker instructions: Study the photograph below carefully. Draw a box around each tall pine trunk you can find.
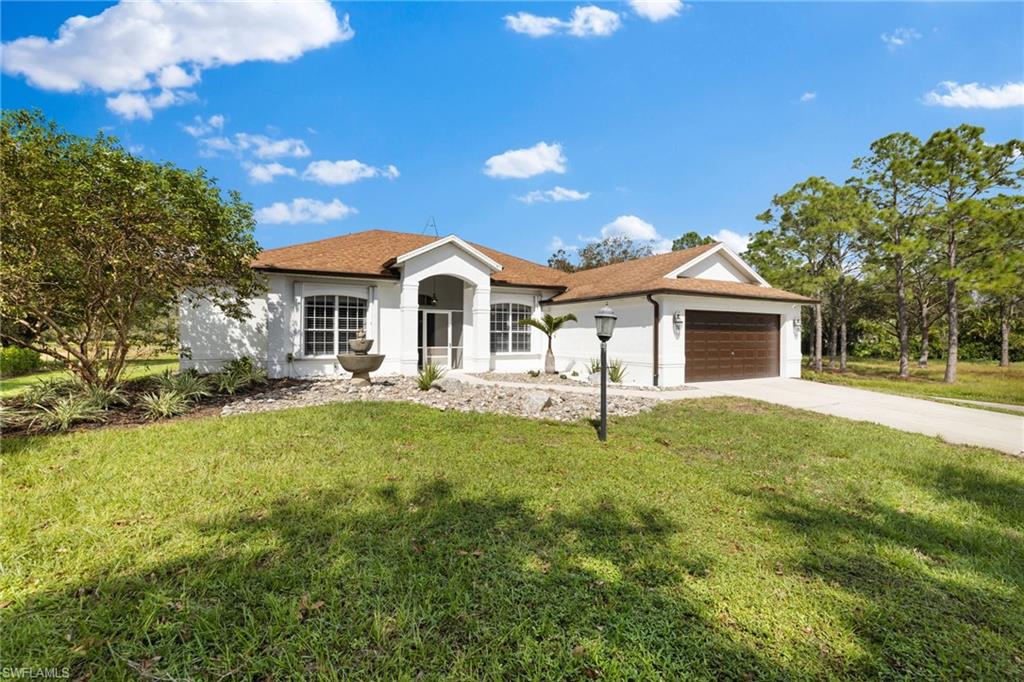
[943,228,958,384]
[838,276,848,372]
[814,300,823,372]
[918,300,930,367]
[1000,301,1012,368]
[828,310,838,369]
[894,254,910,378]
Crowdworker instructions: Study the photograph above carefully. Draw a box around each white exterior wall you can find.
[546,297,658,386]
[179,293,268,373]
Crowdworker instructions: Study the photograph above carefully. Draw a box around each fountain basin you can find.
[338,353,385,386]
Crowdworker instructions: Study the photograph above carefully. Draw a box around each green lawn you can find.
[0,355,178,396]
[804,358,1024,407]
[3,399,1022,679]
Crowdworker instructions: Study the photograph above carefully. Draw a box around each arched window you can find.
[303,295,367,356]
[490,303,532,353]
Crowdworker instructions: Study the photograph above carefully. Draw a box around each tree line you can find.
[747,125,1022,383]
[546,125,1022,385]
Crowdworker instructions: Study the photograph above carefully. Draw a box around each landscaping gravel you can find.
[221,375,659,422]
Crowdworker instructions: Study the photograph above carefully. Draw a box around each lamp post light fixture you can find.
[594,303,618,441]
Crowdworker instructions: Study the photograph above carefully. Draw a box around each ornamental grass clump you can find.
[417,363,446,391]
[28,395,104,432]
[608,359,627,384]
[138,390,190,421]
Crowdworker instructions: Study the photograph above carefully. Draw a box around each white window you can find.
[303,295,367,356]
[490,303,532,353]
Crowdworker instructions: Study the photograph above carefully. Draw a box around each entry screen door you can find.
[419,310,463,369]
[423,311,449,368]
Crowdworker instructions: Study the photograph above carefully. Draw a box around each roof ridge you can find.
[563,241,720,282]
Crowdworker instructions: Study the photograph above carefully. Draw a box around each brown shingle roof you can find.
[252,229,814,303]
[549,243,815,304]
[252,229,569,288]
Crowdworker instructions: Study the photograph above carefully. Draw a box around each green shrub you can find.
[608,359,627,384]
[20,378,78,407]
[417,363,446,391]
[156,369,211,401]
[28,396,104,432]
[138,390,190,421]
[82,383,129,410]
[213,371,248,396]
[0,404,27,431]
[588,358,601,374]
[527,370,541,378]
[0,346,42,376]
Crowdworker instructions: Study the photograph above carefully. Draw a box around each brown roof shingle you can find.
[252,229,813,303]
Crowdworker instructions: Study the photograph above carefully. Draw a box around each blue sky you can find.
[2,1,1022,261]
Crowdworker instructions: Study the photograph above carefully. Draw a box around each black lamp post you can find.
[594,303,617,441]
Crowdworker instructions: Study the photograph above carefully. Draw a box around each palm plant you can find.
[518,313,578,374]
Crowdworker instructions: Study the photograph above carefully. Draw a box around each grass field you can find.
[804,358,1024,407]
[2,399,1022,679]
[0,355,178,397]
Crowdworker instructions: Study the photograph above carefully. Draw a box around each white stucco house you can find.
[179,229,815,386]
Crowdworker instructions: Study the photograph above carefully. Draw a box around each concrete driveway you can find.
[688,378,1024,456]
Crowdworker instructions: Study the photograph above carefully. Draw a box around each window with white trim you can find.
[490,303,532,353]
[303,295,367,356]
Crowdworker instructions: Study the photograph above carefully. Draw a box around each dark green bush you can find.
[1,346,42,377]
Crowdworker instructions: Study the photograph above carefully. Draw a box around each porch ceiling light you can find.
[594,303,617,342]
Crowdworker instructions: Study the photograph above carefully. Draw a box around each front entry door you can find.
[421,311,449,368]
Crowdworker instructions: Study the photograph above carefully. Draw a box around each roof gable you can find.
[395,235,503,272]
[664,243,768,286]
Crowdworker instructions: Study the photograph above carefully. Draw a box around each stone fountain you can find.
[337,329,385,386]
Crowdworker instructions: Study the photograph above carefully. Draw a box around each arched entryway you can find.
[417,275,468,369]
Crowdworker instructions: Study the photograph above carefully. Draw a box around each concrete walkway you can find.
[927,396,1024,414]
[689,378,1024,456]
[459,374,1024,456]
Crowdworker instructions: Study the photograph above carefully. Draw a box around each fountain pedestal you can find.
[337,330,385,386]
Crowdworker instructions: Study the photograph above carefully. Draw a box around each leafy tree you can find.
[852,132,930,378]
[0,110,265,387]
[755,177,870,371]
[547,236,654,272]
[547,249,578,273]
[518,313,578,374]
[916,125,1023,382]
[671,231,716,251]
[974,194,1024,367]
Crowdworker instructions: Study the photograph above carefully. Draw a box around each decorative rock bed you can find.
[470,372,680,392]
[220,375,659,422]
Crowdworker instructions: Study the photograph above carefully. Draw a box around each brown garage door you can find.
[685,310,780,382]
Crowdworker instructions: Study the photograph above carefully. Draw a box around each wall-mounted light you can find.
[672,310,684,332]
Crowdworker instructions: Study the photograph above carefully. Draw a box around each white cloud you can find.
[567,6,622,37]
[234,133,311,159]
[518,186,590,204]
[601,214,659,241]
[923,81,1024,109]
[504,12,564,38]
[245,162,297,184]
[302,160,400,185]
[183,114,225,137]
[256,198,356,225]
[503,5,621,39]
[484,141,567,179]
[800,91,817,103]
[711,228,750,254]
[629,1,686,22]
[881,28,921,49]
[1,0,351,93]
[156,64,200,89]
[192,125,311,161]
[105,88,195,120]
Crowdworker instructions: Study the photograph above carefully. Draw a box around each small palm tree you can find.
[519,313,578,374]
